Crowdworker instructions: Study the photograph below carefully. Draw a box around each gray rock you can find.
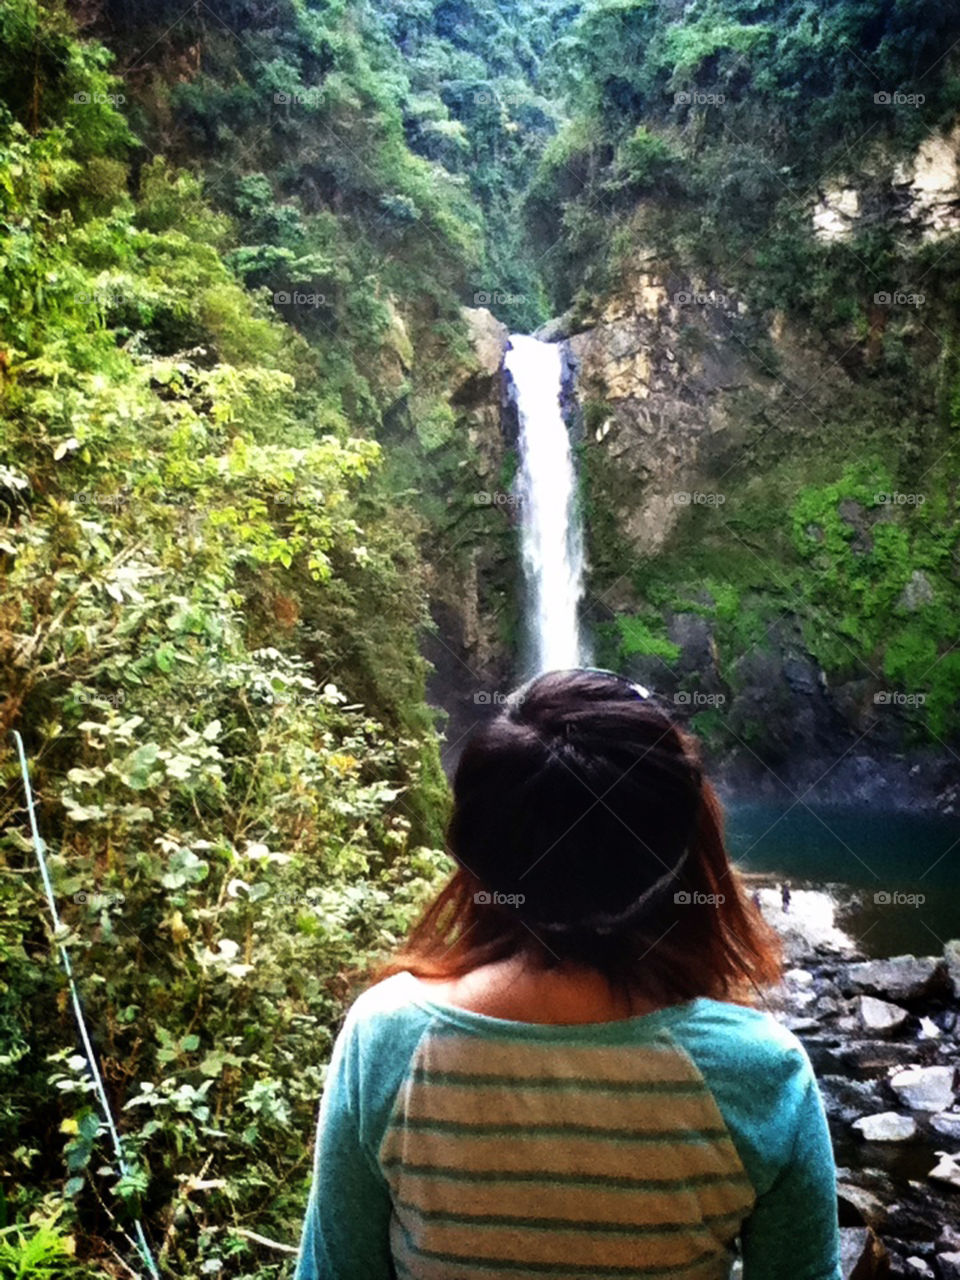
[897,570,934,611]
[461,307,509,378]
[837,1182,887,1228]
[945,939,960,999]
[666,612,718,681]
[928,1151,960,1189]
[820,1074,885,1122]
[843,955,944,1002]
[782,1015,822,1033]
[840,1225,889,1279]
[818,994,846,1017]
[938,1252,960,1280]
[890,1065,956,1112]
[853,1112,917,1141]
[858,995,909,1034]
[904,1260,934,1279]
[837,1040,916,1073]
[930,1111,960,1140]
[785,966,816,987]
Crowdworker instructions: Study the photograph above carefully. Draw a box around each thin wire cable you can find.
[9,730,161,1280]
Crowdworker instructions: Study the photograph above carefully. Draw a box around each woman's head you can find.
[449,669,702,932]
[376,669,781,1004]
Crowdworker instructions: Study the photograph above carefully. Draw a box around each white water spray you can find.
[505,334,587,673]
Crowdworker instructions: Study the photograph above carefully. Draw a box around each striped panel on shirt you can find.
[378,1027,754,1280]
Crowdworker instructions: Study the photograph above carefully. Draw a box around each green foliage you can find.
[789,463,960,734]
[374,0,579,329]
[0,1216,88,1279]
[0,8,456,1276]
[528,0,960,309]
[611,614,681,662]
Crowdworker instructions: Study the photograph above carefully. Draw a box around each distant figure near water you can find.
[781,881,792,913]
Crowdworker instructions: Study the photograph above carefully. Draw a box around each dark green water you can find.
[725,803,960,957]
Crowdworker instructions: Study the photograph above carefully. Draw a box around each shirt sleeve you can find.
[293,1009,395,1280]
[740,1071,842,1280]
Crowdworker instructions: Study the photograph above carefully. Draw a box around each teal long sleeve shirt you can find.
[294,971,842,1280]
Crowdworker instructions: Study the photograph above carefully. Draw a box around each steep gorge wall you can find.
[421,306,519,765]
[543,122,960,809]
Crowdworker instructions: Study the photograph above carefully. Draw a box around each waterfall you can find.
[505,334,588,673]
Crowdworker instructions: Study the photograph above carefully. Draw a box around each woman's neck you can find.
[413,955,664,1024]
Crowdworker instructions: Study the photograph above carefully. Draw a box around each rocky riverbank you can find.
[750,879,960,1278]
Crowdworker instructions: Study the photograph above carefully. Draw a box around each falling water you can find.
[505,334,587,673]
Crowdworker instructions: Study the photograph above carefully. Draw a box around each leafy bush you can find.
[0,7,454,1276]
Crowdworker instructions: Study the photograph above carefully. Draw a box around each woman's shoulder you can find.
[343,970,430,1033]
[671,995,816,1092]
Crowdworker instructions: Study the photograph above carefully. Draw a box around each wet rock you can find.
[834,1040,918,1073]
[885,1199,951,1244]
[782,1014,822,1033]
[938,1253,960,1280]
[665,611,719,682]
[820,1074,885,1122]
[930,1111,960,1141]
[843,956,945,1002]
[928,1151,960,1189]
[838,1182,888,1228]
[890,1066,956,1113]
[904,1259,934,1278]
[785,966,816,987]
[858,996,910,1034]
[945,940,960,999]
[853,1113,918,1142]
[840,1225,890,1278]
[819,994,846,1017]
[917,1016,940,1040]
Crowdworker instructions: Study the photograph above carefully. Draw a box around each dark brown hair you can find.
[374,670,781,1006]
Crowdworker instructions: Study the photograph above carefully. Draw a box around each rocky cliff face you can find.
[553,259,958,801]
[422,306,518,767]
[420,116,960,803]
[514,116,960,803]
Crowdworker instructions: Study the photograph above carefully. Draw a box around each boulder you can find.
[460,307,508,380]
[931,1111,960,1140]
[533,310,576,343]
[939,1253,960,1280]
[945,939,960,999]
[785,966,816,987]
[840,1226,890,1279]
[853,1112,917,1142]
[904,1260,934,1278]
[782,1015,822,1033]
[928,1151,960,1189]
[843,956,944,1002]
[858,995,910,1034]
[835,1040,918,1073]
[837,1182,887,1228]
[820,1074,886,1123]
[890,1065,956,1112]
